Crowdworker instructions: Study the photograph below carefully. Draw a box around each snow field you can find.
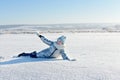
[1,33,120,80]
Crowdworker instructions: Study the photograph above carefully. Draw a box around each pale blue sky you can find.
[0,0,120,24]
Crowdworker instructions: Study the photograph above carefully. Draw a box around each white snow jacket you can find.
[36,35,69,60]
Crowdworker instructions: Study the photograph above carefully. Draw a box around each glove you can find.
[36,31,43,38]
[65,58,76,61]
[39,35,43,38]
[64,57,70,61]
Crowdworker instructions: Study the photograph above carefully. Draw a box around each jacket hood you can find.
[57,35,66,44]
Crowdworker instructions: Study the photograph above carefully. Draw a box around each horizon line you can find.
[1,22,120,26]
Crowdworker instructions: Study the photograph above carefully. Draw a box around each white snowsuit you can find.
[36,35,69,60]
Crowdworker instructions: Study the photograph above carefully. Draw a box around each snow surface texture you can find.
[0,33,120,80]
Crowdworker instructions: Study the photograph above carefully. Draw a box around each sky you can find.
[0,0,120,24]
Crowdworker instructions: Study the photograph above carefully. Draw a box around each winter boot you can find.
[18,52,30,57]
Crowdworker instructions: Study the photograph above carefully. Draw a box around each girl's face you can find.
[57,40,63,45]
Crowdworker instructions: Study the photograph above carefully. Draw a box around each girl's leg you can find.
[30,51,37,58]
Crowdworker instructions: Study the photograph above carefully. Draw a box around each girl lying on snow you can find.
[18,32,73,61]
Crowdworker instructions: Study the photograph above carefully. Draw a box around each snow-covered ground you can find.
[1,33,120,80]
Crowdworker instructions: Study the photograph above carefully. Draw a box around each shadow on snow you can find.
[0,57,63,65]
